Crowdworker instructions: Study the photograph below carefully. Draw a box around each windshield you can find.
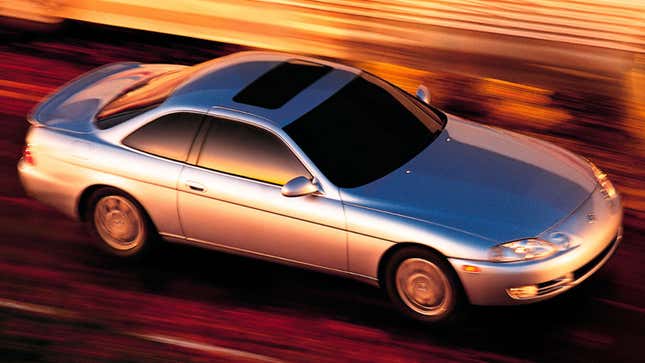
[284,72,446,188]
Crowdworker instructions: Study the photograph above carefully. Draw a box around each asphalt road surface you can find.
[1,22,644,363]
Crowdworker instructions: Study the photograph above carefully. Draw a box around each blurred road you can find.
[1,22,644,362]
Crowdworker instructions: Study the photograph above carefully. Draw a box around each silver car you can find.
[18,51,623,323]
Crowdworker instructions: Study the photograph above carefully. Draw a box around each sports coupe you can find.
[18,51,623,323]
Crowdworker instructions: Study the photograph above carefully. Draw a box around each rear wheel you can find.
[384,247,464,324]
[85,188,154,257]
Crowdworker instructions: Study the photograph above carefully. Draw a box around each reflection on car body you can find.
[18,51,623,323]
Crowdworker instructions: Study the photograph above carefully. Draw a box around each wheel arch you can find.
[78,184,110,221]
[377,242,446,284]
[77,184,154,229]
[377,242,466,301]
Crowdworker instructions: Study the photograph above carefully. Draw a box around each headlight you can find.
[489,239,557,262]
[489,232,579,262]
[587,160,617,199]
[548,232,577,249]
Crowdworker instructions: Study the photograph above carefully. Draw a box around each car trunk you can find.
[29,62,186,133]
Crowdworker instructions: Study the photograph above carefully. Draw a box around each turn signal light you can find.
[462,265,481,273]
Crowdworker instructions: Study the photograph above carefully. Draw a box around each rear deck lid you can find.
[30,62,187,133]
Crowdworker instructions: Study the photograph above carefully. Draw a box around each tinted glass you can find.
[123,112,203,162]
[96,67,194,127]
[233,60,332,109]
[198,118,311,185]
[96,104,160,130]
[284,73,445,188]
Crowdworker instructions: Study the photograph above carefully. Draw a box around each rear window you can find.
[96,67,193,129]
[233,60,332,109]
[94,104,160,130]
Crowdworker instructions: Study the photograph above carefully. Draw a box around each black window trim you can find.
[192,113,317,188]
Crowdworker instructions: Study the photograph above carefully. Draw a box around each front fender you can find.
[343,203,494,279]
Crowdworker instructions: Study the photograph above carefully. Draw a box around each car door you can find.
[120,111,205,238]
[177,113,348,271]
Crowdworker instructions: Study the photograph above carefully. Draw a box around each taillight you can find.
[23,144,35,165]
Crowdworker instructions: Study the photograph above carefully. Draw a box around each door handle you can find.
[185,181,206,192]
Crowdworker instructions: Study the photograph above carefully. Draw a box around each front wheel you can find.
[86,188,154,257]
[384,247,464,324]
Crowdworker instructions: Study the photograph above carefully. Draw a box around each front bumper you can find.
[449,186,623,305]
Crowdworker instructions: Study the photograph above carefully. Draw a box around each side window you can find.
[198,117,311,185]
[123,112,203,162]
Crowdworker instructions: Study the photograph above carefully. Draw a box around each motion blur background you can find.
[1,1,644,362]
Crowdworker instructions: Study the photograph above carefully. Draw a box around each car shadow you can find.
[83,235,633,362]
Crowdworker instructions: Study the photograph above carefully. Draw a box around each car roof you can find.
[166,51,360,128]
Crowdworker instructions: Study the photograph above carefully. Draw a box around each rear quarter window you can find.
[123,112,204,162]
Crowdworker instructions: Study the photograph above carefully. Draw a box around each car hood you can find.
[340,115,597,243]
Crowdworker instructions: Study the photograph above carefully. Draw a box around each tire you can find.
[383,247,464,324]
[85,187,155,258]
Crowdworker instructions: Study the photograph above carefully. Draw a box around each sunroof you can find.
[233,60,332,109]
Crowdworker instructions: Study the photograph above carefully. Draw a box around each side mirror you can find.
[281,176,319,197]
[416,84,431,104]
